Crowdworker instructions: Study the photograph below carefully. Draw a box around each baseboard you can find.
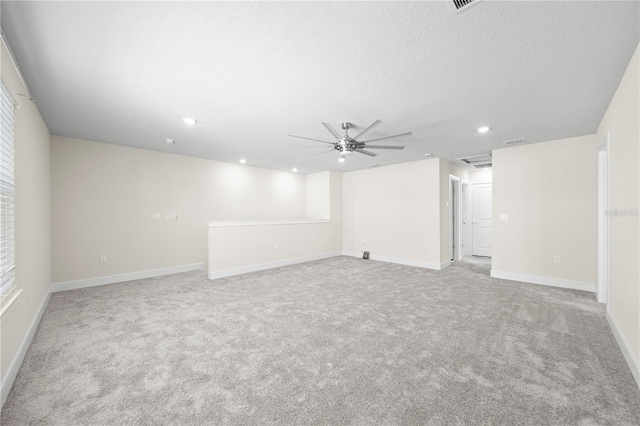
[490,270,595,292]
[342,251,443,270]
[208,252,343,280]
[440,260,452,270]
[52,263,205,292]
[1,289,51,408]
[606,310,640,389]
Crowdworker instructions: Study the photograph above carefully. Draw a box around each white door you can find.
[472,183,492,257]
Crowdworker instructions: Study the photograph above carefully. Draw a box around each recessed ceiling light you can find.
[424,153,432,157]
[338,157,345,163]
[292,168,298,172]
[165,138,176,144]
[477,126,490,133]
[239,158,246,164]
[183,117,197,125]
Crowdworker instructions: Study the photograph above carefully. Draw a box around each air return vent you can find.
[455,153,492,169]
[449,0,482,14]
[502,137,526,146]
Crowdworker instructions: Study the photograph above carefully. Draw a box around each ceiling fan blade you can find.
[288,145,329,148]
[288,135,334,144]
[364,145,405,150]
[321,122,342,140]
[311,149,336,157]
[352,119,381,141]
[361,132,412,143]
[354,149,378,157]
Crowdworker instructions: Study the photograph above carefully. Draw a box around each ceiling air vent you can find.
[502,137,526,146]
[455,153,492,169]
[449,0,482,14]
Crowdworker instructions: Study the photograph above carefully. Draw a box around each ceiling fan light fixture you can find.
[338,157,345,163]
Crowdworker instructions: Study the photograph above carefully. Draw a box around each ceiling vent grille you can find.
[456,153,492,169]
[449,0,482,14]
[502,137,526,146]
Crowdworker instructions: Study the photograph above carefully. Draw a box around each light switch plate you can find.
[153,213,161,220]
[500,214,508,221]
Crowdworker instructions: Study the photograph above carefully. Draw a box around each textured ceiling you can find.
[2,1,638,173]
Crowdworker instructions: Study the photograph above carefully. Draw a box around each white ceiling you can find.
[2,1,638,173]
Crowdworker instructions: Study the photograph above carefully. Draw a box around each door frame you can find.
[449,175,462,262]
[597,131,610,304]
[461,182,472,257]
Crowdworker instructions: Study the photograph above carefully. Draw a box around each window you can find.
[0,79,16,296]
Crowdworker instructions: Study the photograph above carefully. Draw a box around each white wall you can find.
[51,136,307,283]
[208,171,342,276]
[491,135,598,289]
[597,43,639,373]
[306,171,330,219]
[0,41,51,386]
[468,168,493,184]
[343,159,442,268]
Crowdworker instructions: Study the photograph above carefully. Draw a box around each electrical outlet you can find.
[500,214,508,221]
[153,213,161,220]
[554,256,561,264]
[165,213,174,220]
[100,255,107,263]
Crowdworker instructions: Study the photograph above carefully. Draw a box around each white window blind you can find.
[0,79,16,296]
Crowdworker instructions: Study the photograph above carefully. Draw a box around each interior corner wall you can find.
[439,159,470,264]
[597,42,639,366]
[51,136,307,284]
[0,41,51,382]
[491,135,598,287]
[342,159,441,267]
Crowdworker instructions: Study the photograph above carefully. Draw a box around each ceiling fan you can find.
[288,120,412,158]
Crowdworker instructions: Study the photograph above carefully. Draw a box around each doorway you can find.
[449,176,461,262]
[472,183,492,257]
[461,182,471,257]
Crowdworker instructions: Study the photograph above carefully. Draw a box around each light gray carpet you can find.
[2,256,639,425]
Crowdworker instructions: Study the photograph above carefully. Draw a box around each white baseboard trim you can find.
[440,260,452,270]
[52,263,205,293]
[490,270,596,292]
[342,251,443,270]
[606,309,640,389]
[208,252,343,280]
[1,289,51,408]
